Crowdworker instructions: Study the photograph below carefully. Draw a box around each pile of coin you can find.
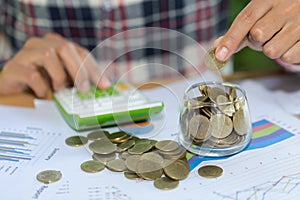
[180,83,251,149]
[38,131,225,187]
[66,130,190,190]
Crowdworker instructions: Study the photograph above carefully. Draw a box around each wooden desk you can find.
[0,93,36,108]
[0,69,285,108]
[0,91,52,108]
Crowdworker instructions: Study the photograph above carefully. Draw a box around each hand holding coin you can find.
[214,0,300,65]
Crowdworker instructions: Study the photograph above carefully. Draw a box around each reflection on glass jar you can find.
[178,82,252,157]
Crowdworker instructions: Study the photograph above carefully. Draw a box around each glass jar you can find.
[178,82,252,157]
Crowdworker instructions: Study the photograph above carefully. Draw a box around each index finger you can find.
[44,34,91,92]
[215,0,272,61]
[76,48,111,89]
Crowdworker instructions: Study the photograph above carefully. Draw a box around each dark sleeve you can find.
[0,59,8,71]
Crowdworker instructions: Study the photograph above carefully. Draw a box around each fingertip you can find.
[215,46,230,61]
[37,90,48,99]
[78,80,91,93]
[31,72,48,98]
[54,83,66,92]
[34,86,48,99]
[97,77,111,89]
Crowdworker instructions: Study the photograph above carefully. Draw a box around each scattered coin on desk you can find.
[68,130,191,190]
[62,130,225,190]
[197,165,223,178]
[65,135,88,147]
[163,159,190,181]
[106,159,127,172]
[36,170,62,184]
[204,47,228,71]
[87,130,110,140]
[80,160,105,173]
[89,139,117,154]
[124,171,143,180]
[154,177,179,190]
[92,152,116,163]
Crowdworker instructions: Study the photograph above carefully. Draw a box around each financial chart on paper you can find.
[47,111,300,200]
[0,126,62,176]
[3,77,300,200]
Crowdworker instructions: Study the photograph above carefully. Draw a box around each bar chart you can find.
[187,118,295,170]
[0,127,62,176]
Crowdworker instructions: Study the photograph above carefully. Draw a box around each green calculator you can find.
[53,83,164,131]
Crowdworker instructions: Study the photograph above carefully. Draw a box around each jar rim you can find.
[185,81,247,107]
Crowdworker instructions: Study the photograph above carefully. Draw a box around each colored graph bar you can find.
[252,122,274,133]
[0,146,32,152]
[0,148,31,155]
[0,131,36,163]
[187,119,294,170]
[0,139,33,146]
[293,114,300,120]
[0,157,19,162]
[0,131,35,139]
[251,131,290,148]
[252,125,280,139]
[0,154,31,161]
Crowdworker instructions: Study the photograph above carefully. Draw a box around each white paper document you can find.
[1,75,300,200]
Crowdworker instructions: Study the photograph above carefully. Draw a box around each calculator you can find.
[53,83,164,131]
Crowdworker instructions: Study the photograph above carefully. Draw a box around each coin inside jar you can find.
[179,82,251,156]
[233,108,250,135]
[208,114,233,139]
[188,115,210,141]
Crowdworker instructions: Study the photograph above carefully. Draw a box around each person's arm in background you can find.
[214,0,300,71]
[0,1,110,98]
[0,33,110,98]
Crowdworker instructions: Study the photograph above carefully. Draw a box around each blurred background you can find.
[230,0,280,72]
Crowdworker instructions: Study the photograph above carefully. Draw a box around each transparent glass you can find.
[178,82,252,157]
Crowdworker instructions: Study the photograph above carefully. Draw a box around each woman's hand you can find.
[215,0,300,65]
[0,33,110,98]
